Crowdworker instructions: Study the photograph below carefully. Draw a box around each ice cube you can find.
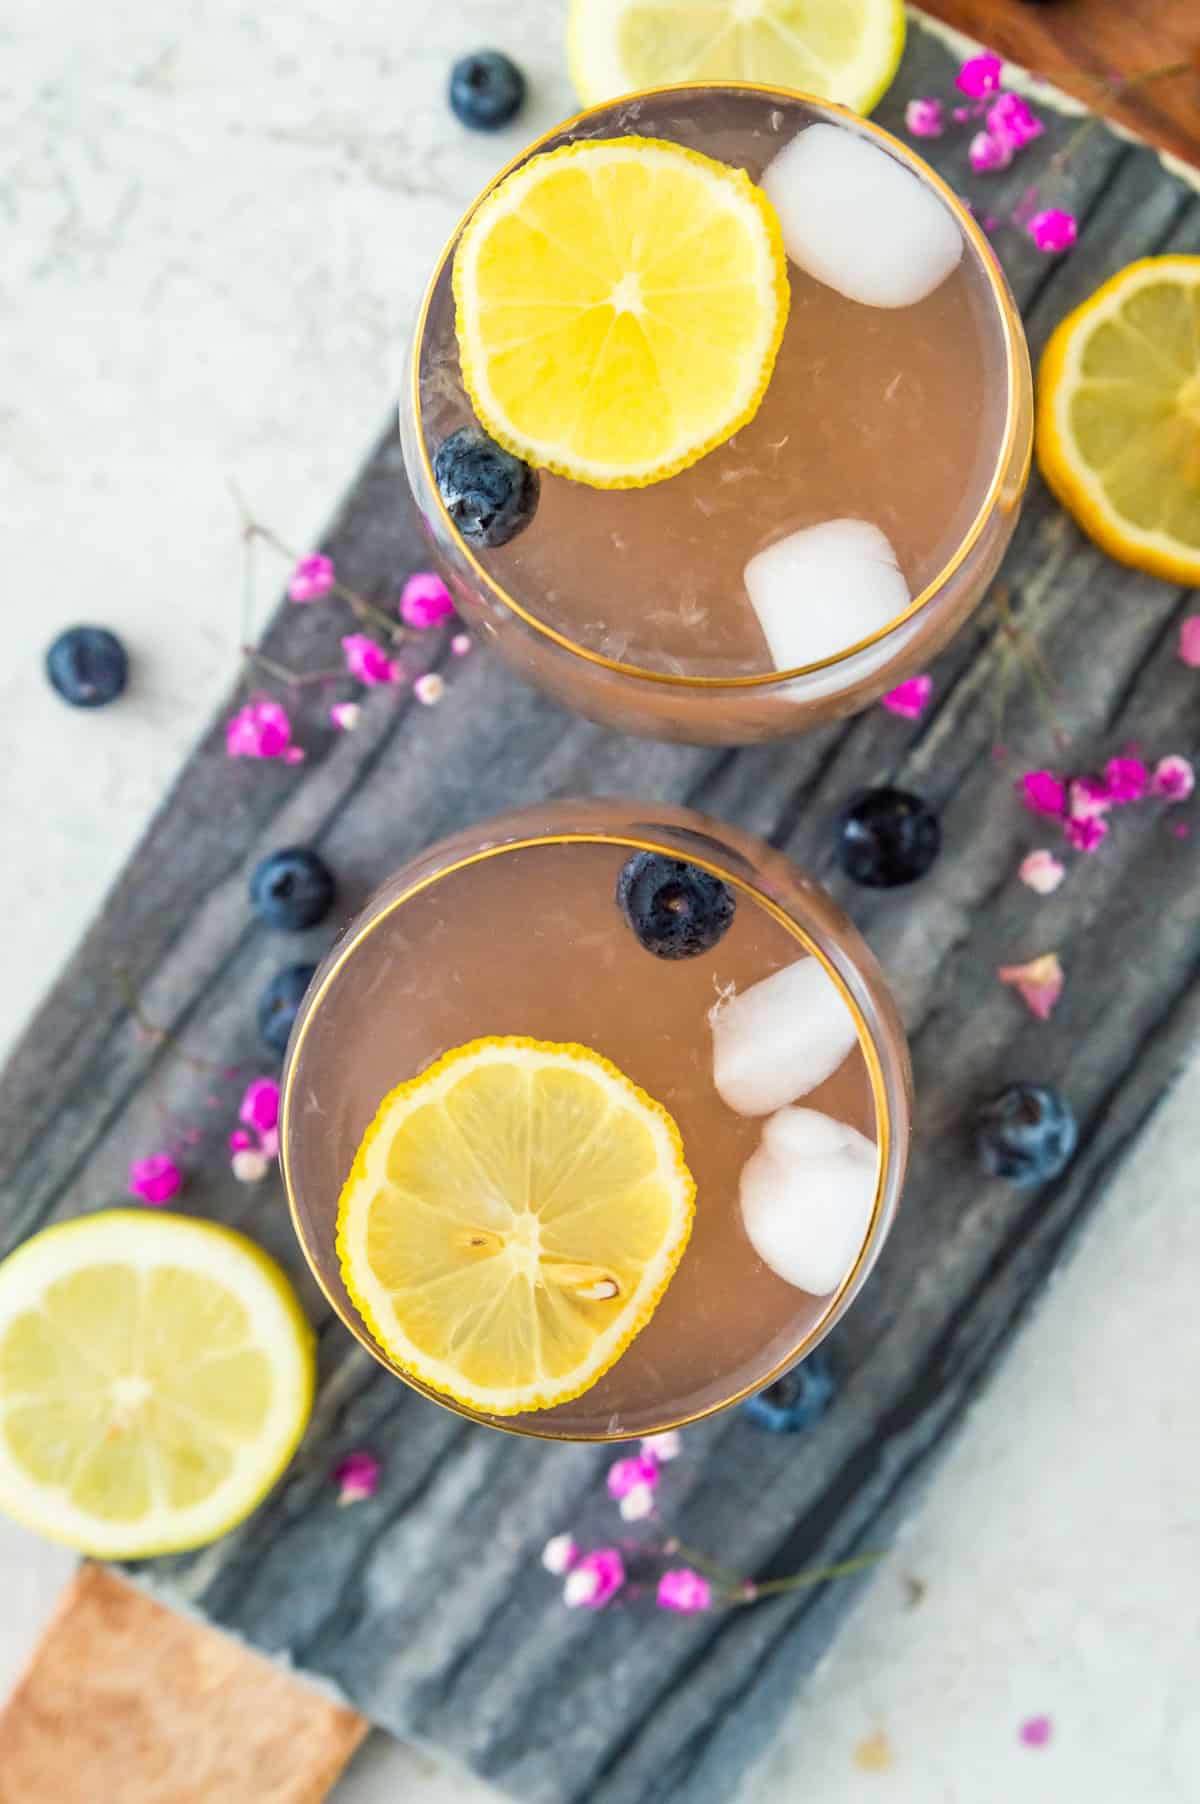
[762,123,963,308]
[740,1107,877,1294]
[743,518,910,672]
[711,955,859,1117]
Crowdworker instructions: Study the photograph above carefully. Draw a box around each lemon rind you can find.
[565,0,907,117]
[0,1211,315,1558]
[337,1036,696,1416]
[453,137,791,490]
[1036,255,1200,587]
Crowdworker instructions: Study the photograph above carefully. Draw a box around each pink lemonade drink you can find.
[282,802,911,1440]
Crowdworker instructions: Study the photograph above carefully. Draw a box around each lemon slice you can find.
[0,1211,314,1557]
[453,137,789,488]
[1037,256,1200,586]
[337,1037,696,1415]
[568,0,906,114]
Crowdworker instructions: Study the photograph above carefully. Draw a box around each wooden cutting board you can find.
[1,17,1198,1804]
[0,1567,366,1804]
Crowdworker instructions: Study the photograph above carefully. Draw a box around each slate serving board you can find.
[3,21,1199,1804]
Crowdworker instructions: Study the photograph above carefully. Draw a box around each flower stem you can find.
[730,1550,884,1604]
[241,648,348,688]
[247,519,405,640]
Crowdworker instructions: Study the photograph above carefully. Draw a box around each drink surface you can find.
[285,834,878,1437]
[416,86,1010,680]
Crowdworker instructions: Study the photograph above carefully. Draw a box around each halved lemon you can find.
[1037,256,1200,586]
[453,137,789,488]
[0,1211,314,1557]
[337,1037,696,1416]
[568,0,906,115]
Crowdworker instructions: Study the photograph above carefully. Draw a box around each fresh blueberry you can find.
[449,50,526,131]
[258,964,317,1054]
[836,787,941,888]
[743,1348,835,1432]
[977,1083,1076,1186]
[617,851,735,959]
[250,848,336,931]
[45,626,129,708]
[433,426,539,549]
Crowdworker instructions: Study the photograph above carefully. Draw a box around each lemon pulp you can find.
[337,1037,696,1415]
[1037,256,1200,585]
[0,1211,314,1557]
[453,137,789,489]
[567,0,907,115]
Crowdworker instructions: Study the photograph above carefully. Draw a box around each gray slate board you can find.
[3,22,1200,1804]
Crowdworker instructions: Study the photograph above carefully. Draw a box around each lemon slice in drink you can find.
[453,137,789,488]
[1037,256,1200,586]
[337,1037,696,1415]
[0,1211,314,1557]
[568,0,906,114]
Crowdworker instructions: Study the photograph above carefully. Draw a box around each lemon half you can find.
[568,0,906,115]
[453,137,789,489]
[0,1211,314,1557]
[1037,256,1200,586]
[337,1037,696,1416]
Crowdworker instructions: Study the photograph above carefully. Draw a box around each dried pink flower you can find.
[1027,208,1077,253]
[1019,1714,1053,1749]
[334,1450,381,1505]
[128,1154,183,1206]
[904,97,944,138]
[239,1077,280,1135]
[986,92,1044,150]
[969,128,1013,173]
[640,1429,682,1462]
[1103,756,1149,804]
[226,698,297,761]
[541,1533,578,1575]
[329,701,361,732]
[998,953,1063,1020]
[399,572,454,629]
[228,1126,256,1154]
[231,1147,270,1183]
[413,672,446,707]
[259,1125,279,1161]
[880,674,932,720]
[1151,754,1195,801]
[956,53,1004,97]
[1019,770,1066,818]
[341,633,401,687]
[1067,777,1111,822]
[450,632,473,658]
[619,1482,657,1523]
[657,1569,713,1615]
[606,1452,660,1501]
[288,554,335,602]
[1063,815,1108,853]
[563,1548,625,1609]
[1018,850,1065,895]
[1178,617,1200,667]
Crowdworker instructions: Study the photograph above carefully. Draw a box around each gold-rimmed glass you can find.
[400,82,1033,745]
[280,800,912,1441]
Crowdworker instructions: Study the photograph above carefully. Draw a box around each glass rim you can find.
[280,820,905,1441]
[409,78,1030,692]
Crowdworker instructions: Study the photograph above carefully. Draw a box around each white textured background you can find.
[2,4,1197,1800]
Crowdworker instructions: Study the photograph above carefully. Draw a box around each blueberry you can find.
[836,787,940,888]
[743,1348,835,1432]
[449,50,526,131]
[45,626,129,708]
[250,848,336,931]
[617,852,735,960]
[977,1083,1076,1187]
[258,964,317,1054]
[433,426,539,549]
